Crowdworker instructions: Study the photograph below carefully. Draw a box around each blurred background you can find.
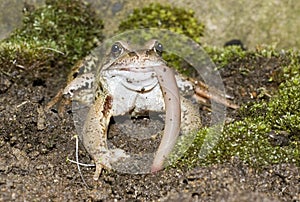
[1,0,299,49]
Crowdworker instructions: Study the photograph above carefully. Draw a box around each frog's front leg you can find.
[82,91,112,180]
[45,72,95,116]
[82,90,128,180]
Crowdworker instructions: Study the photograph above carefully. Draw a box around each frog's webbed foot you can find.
[92,148,129,180]
[68,137,129,181]
[92,150,110,181]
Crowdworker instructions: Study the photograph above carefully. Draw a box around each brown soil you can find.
[0,54,299,201]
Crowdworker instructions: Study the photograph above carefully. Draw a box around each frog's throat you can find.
[151,65,181,172]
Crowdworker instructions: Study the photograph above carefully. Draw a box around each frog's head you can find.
[102,39,166,72]
[99,39,167,92]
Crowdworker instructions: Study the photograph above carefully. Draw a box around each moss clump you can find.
[204,45,248,68]
[118,3,205,76]
[119,3,204,43]
[0,0,104,73]
[174,47,300,169]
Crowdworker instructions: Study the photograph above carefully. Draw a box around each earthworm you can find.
[151,65,181,172]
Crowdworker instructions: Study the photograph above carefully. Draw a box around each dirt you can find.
[0,53,299,201]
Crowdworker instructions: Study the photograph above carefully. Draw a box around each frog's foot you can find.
[93,148,129,181]
[45,89,72,117]
[177,75,239,109]
[191,79,239,109]
[45,72,95,117]
[193,85,239,109]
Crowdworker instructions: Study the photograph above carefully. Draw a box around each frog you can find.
[47,39,202,180]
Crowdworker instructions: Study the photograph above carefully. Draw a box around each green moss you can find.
[119,3,204,43]
[0,0,104,71]
[173,48,300,169]
[204,45,248,68]
[118,3,205,76]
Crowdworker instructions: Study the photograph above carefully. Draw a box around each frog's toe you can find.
[92,149,128,180]
[93,153,111,180]
[93,163,103,181]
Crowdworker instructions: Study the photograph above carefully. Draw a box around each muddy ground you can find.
[0,52,299,201]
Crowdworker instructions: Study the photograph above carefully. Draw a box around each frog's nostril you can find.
[128,52,138,58]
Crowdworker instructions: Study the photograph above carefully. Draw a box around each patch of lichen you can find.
[0,0,104,77]
[118,3,205,76]
[173,47,299,169]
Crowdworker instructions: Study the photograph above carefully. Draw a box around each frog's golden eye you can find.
[111,43,123,58]
[154,42,163,56]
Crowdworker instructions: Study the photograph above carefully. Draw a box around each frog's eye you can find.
[111,43,123,57]
[154,42,163,56]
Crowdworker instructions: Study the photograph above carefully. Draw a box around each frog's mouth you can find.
[103,66,160,92]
